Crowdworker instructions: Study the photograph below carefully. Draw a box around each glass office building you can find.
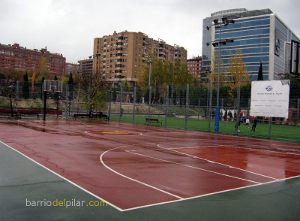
[201,8,300,80]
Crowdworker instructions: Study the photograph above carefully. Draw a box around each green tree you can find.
[138,55,194,103]
[0,77,16,116]
[67,73,74,100]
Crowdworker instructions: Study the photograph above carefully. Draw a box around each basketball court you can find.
[1,119,300,220]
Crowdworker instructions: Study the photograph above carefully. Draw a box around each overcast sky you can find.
[0,0,299,63]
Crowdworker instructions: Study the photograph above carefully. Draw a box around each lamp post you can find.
[116,74,125,122]
[207,68,213,132]
[206,17,234,133]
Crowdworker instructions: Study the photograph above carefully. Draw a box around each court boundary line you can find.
[156,144,277,180]
[2,122,299,212]
[133,121,300,145]
[166,145,226,150]
[0,140,124,212]
[122,174,300,212]
[126,150,260,184]
[100,146,183,199]
[231,144,300,156]
[186,142,300,156]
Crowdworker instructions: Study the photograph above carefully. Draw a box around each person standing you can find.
[251,117,257,132]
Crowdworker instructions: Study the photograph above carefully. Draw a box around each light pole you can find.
[207,69,213,132]
[206,17,234,133]
[116,74,125,122]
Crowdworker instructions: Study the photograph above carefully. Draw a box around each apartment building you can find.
[187,56,202,80]
[66,62,79,76]
[78,57,93,77]
[0,43,65,79]
[93,31,187,85]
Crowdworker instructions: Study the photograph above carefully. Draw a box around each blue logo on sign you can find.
[265,85,273,92]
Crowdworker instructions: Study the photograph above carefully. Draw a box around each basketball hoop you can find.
[42,80,63,121]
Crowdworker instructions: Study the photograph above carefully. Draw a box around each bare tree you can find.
[79,72,108,115]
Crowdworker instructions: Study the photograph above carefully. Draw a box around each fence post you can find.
[164,85,169,128]
[268,116,272,139]
[16,80,19,99]
[119,82,123,123]
[43,91,47,121]
[185,84,189,130]
[171,84,174,106]
[108,89,112,122]
[235,81,241,135]
[247,98,251,118]
[198,98,200,120]
[66,84,71,118]
[132,85,136,124]
[221,98,224,109]
[208,80,213,132]
[297,98,300,123]
[76,82,80,115]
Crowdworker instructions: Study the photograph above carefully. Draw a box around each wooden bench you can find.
[17,109,40,119]
[74,112,109,121]
[0,108,39,119]
[145,117,162,126]
[73,113,89,119]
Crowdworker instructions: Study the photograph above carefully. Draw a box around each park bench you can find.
[145,117,162,126]
[16,109,40,119]
[74,112,109,121]
[0,108,40,119]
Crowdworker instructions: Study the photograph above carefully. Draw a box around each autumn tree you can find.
[210,51,227,90]
[227,51,250,98]
[36,57,49,81]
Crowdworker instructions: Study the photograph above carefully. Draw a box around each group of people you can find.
[235,112,258,133]
[222,110,258,133]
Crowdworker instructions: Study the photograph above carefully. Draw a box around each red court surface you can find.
[1,120,300,211]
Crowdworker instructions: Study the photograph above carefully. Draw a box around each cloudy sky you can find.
[0,0,299,63]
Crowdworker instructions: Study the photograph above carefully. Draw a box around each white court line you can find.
[99,146,183,199]
[167,145,226,150]
[122,174,300,212]
[2,138,300,212]
[126,150,259,184]
[166,142,300,157]
[232,144,300,156]
[0,140,124,212]
[157,144,277,181]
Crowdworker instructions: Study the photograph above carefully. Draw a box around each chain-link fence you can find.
[107,82,300,142]
[0,80,299,142]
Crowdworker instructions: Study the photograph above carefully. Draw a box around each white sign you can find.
[250,80,290,118]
